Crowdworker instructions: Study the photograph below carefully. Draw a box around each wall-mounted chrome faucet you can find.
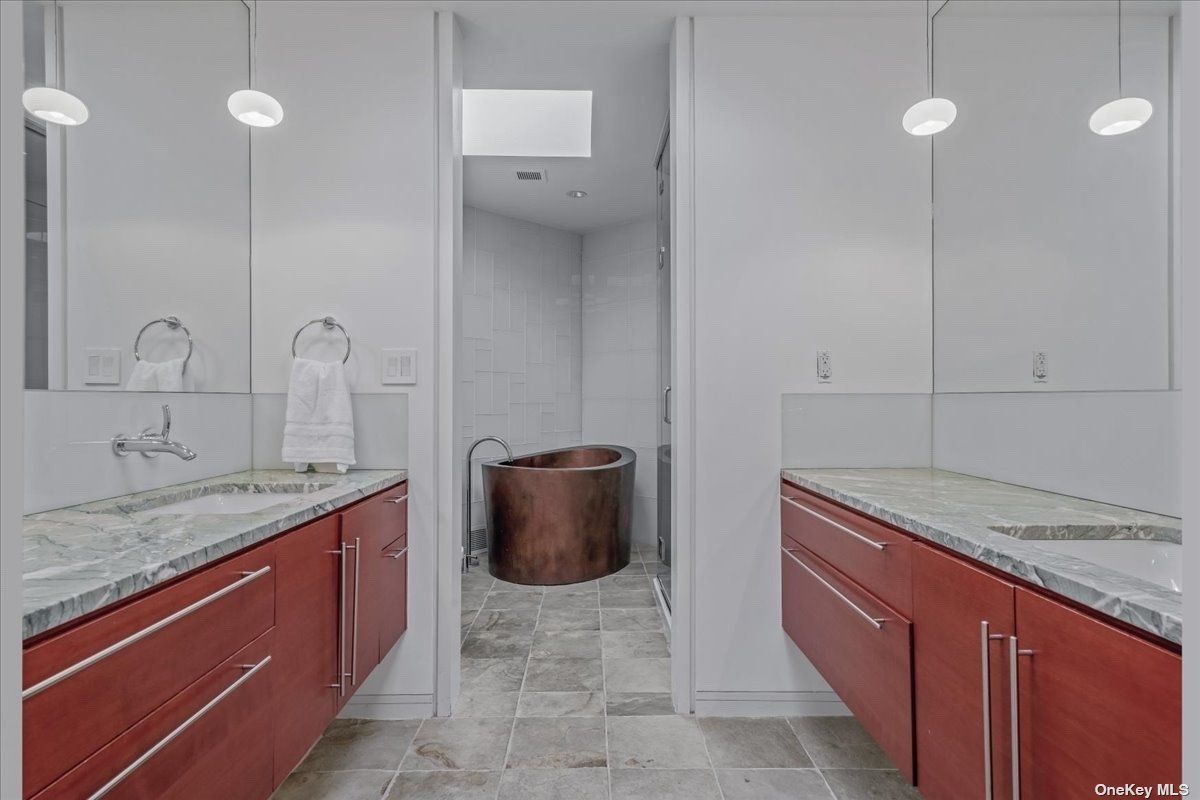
[112,404,197,461]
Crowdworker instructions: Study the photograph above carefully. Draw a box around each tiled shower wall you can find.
[581,216,660,546]
[462,207,584,529]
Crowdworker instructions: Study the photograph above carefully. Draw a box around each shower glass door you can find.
[655,133,672,610]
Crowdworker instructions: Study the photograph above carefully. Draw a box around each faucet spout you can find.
[111,405,198,461]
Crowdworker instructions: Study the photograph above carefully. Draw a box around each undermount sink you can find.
[1027,539,1182,593]
[146,492,310,516]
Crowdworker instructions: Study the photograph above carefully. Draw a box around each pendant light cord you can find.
[926,0,933,97]
[1117,0,1123,96]
[250,0,258,91]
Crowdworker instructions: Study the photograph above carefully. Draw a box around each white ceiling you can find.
[455,7,671,233]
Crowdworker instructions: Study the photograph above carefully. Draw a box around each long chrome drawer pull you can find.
[780,495,888,551]
[86,655,271,800]
[1009,636,1034,800]
[782,547,886,630]
[385,495,408,504]
[386,547,409,560]
[350,537,361,685]
[981,621,1004,800]
[338,541,349,695]
[22,566,271,701]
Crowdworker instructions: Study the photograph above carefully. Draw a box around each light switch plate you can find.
[381,348,417,385]
[83,348,121,384]
[816,350,832,383]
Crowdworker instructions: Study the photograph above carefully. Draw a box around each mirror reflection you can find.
[22,0,250,393]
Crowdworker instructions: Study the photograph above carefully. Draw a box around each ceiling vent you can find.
[515,168,548,182]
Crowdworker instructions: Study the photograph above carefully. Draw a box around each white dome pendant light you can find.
[21,2,89,126]
[227,0,283,128]
[1089,0,1152,136]
[902,0,956,136]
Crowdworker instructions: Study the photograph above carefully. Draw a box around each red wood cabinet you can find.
[1013,588,1181,799]
[34,631,275,800]
[913,544,1016,800]
[273,515,341,784]
[24,480,409,799]
[22,546,274,798]
[781,543,914,780]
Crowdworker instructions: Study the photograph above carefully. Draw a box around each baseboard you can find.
[693,690,850,717]
[340,692,435,720]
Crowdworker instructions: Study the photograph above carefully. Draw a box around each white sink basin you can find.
[147,492,309,516]
[1031,539,1182,593]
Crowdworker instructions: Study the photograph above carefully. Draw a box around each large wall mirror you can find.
[933,0,1181,394]
[23,0,250,393]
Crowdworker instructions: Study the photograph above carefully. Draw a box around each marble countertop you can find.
[780,468,1182,645]
[23,469,407,640]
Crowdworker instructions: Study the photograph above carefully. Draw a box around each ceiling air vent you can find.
[515,168,548,182]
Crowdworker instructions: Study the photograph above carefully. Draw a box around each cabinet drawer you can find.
[34,630,275,800]
[780,482,912,616]
[23,546,275,797]
[781,544,914,780]
[343,482,408,552]
[378,534,409,661]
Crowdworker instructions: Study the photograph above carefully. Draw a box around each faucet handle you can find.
[159,404,171,439]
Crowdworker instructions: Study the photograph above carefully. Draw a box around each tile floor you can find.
[273,545,922,800]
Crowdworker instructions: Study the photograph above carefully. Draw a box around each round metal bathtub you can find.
[481,445,635,585]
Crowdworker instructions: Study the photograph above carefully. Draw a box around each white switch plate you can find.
[816,350,832,383]
[381,348,417,385]
[1033,350,1048,383]
[83,348,121,384]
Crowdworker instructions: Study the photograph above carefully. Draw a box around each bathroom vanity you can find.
[779,468,1181,798]
[21,470,408,799]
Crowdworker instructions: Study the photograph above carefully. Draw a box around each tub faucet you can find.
[112,404,198,461]
[463,436,512,572]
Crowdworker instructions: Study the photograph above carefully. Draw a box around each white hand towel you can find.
[125,357,185,392]
[281,357,356,470]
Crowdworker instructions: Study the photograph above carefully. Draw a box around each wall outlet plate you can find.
[83,348,121,384]
[1033,350,1048,383]
[381,348,417,385]
[816,350,832,383]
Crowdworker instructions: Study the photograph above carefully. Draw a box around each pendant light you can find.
[21,1,89,126]
[228,0,283,128]
[1089,0,1152,136]
[902,0,956,136]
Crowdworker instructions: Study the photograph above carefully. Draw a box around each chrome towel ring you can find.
[291,316,351,364]
[133,316,193,371]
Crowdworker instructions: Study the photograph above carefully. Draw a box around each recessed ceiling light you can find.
[566,190,588,199]
[464,89,593,158]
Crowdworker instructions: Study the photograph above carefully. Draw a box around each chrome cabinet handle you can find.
[350,537,361,686]
[981,621,1005,800]
[780,495,889,551]
[1009,636,1034,800]
[782,547,886,630]
[86,655,271,800]
[329,545,347,694]
[663,385,672,424]
[385,494,408,504]
[386,547,408,560]
[23,566,271,701]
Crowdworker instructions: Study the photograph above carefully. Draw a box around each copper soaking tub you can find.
[482,445,635,585]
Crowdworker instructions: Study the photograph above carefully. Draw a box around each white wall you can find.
[781,393,931,469]
[2,0,26,785]
[62,1,250,393]
[582,216,659,545]
[691,14,930,710]
[461,206,583,530]
[251,0,437,715]
[934,14,1172,393]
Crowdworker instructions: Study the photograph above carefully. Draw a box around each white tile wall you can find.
[462,207,583,528]
[581,216,660,546]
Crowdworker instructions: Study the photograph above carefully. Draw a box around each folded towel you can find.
[281,357,356,471]
[125,357,185,392]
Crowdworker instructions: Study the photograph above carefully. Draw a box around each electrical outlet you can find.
[381,348,417,385]
[83,348,121,384]
[816,350,833,383]
[1033,350,1048,383]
